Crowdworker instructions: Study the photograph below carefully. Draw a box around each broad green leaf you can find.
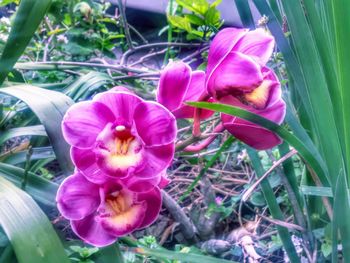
[0,176,69,263]
[0,85,74,174]
[167,15,192,33]
[0,125,46,145]
[175,0,209,15]
[0,0,52,83]
[0,162,57,207]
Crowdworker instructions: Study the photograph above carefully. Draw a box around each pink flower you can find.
[206,27,286,150]
[56,172,162,246]
[62,88,176,189]
[157,61,213,119]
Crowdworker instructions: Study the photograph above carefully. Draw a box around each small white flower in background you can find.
[0,17,10,26]
[0,34,7,42]
[57,34,68,44]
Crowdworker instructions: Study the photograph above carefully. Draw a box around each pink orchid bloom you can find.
[157,61,213,119]
[56,172,162,246]
[206,27,286,150]
[62,88,176,190]
[206,27,275,98]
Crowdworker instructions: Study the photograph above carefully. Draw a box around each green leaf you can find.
[0,0,52,84]
[167,15,192,33]
[0,125,46,145]
[235,0,255,28]
[187,101,329,186]
[131,246,237,263]
[0,176,69,263]
[204,6,221,27]
[247,148,300,263]
[175,0,209,15]
[0,162,57,207]
[0,85,74,174]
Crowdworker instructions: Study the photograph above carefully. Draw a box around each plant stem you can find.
[117,0,133,49]
[164,0,174,65]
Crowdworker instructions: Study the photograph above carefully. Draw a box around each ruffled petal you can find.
[93,91,143,126]
[134,142,174,178]
[100,190,147,236]
[235,28,275,65]
[134,101,177,146]
[136,187,162,229]
[207,51,263,98]
[62,101,115,148]
[56,172,100,220]
[157,61,191,112]
[207,27,248,76]
[71,214,117,247]
[71,147,109,184]
[123,174,161,193]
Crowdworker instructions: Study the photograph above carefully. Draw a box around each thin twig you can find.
[112,72,160,81]
[120,42,202,65]
[128,23,148,44]
[16,61,153,74]
[242,148,298,202]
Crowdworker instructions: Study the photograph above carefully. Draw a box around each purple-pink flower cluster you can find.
[157,27,286,150]
[57,88,176,246]
[57,27,286,247]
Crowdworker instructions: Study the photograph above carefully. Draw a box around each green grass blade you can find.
[96,243,124,263]
[0,85,74,174]
[234,0,255,28]
[131,246,238,263]
[0,0,52,84]
[0,162,57,207]
[179,136,234,202]
[280,0,344,187]
[0,176,69,263]
[188,101,329,186]
[0,125,47,145]
[247,148,300,263]
[333,174,350,261]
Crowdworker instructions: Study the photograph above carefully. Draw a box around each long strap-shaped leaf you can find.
[0,0,52,84]
[247,148,300,263]
[0,85,74,174]
[0,176,69,263]
[187,102,329,186]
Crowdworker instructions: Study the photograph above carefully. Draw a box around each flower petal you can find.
[62,101,115,148]
[235,28,275,65]
[207,27,248,76]
[100,191,147,236]
[71,147,109,184]
[223,119,282,150]
[132,142,174,179]
[207,51,263,98]
[134,101,177,146]
[136,187,162,229]
[93,91,143,126]
[183,70,206,101]
[56,172,100,220]
[220,96,286,150]
[71,214,117,247]
[157,61,191,112]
